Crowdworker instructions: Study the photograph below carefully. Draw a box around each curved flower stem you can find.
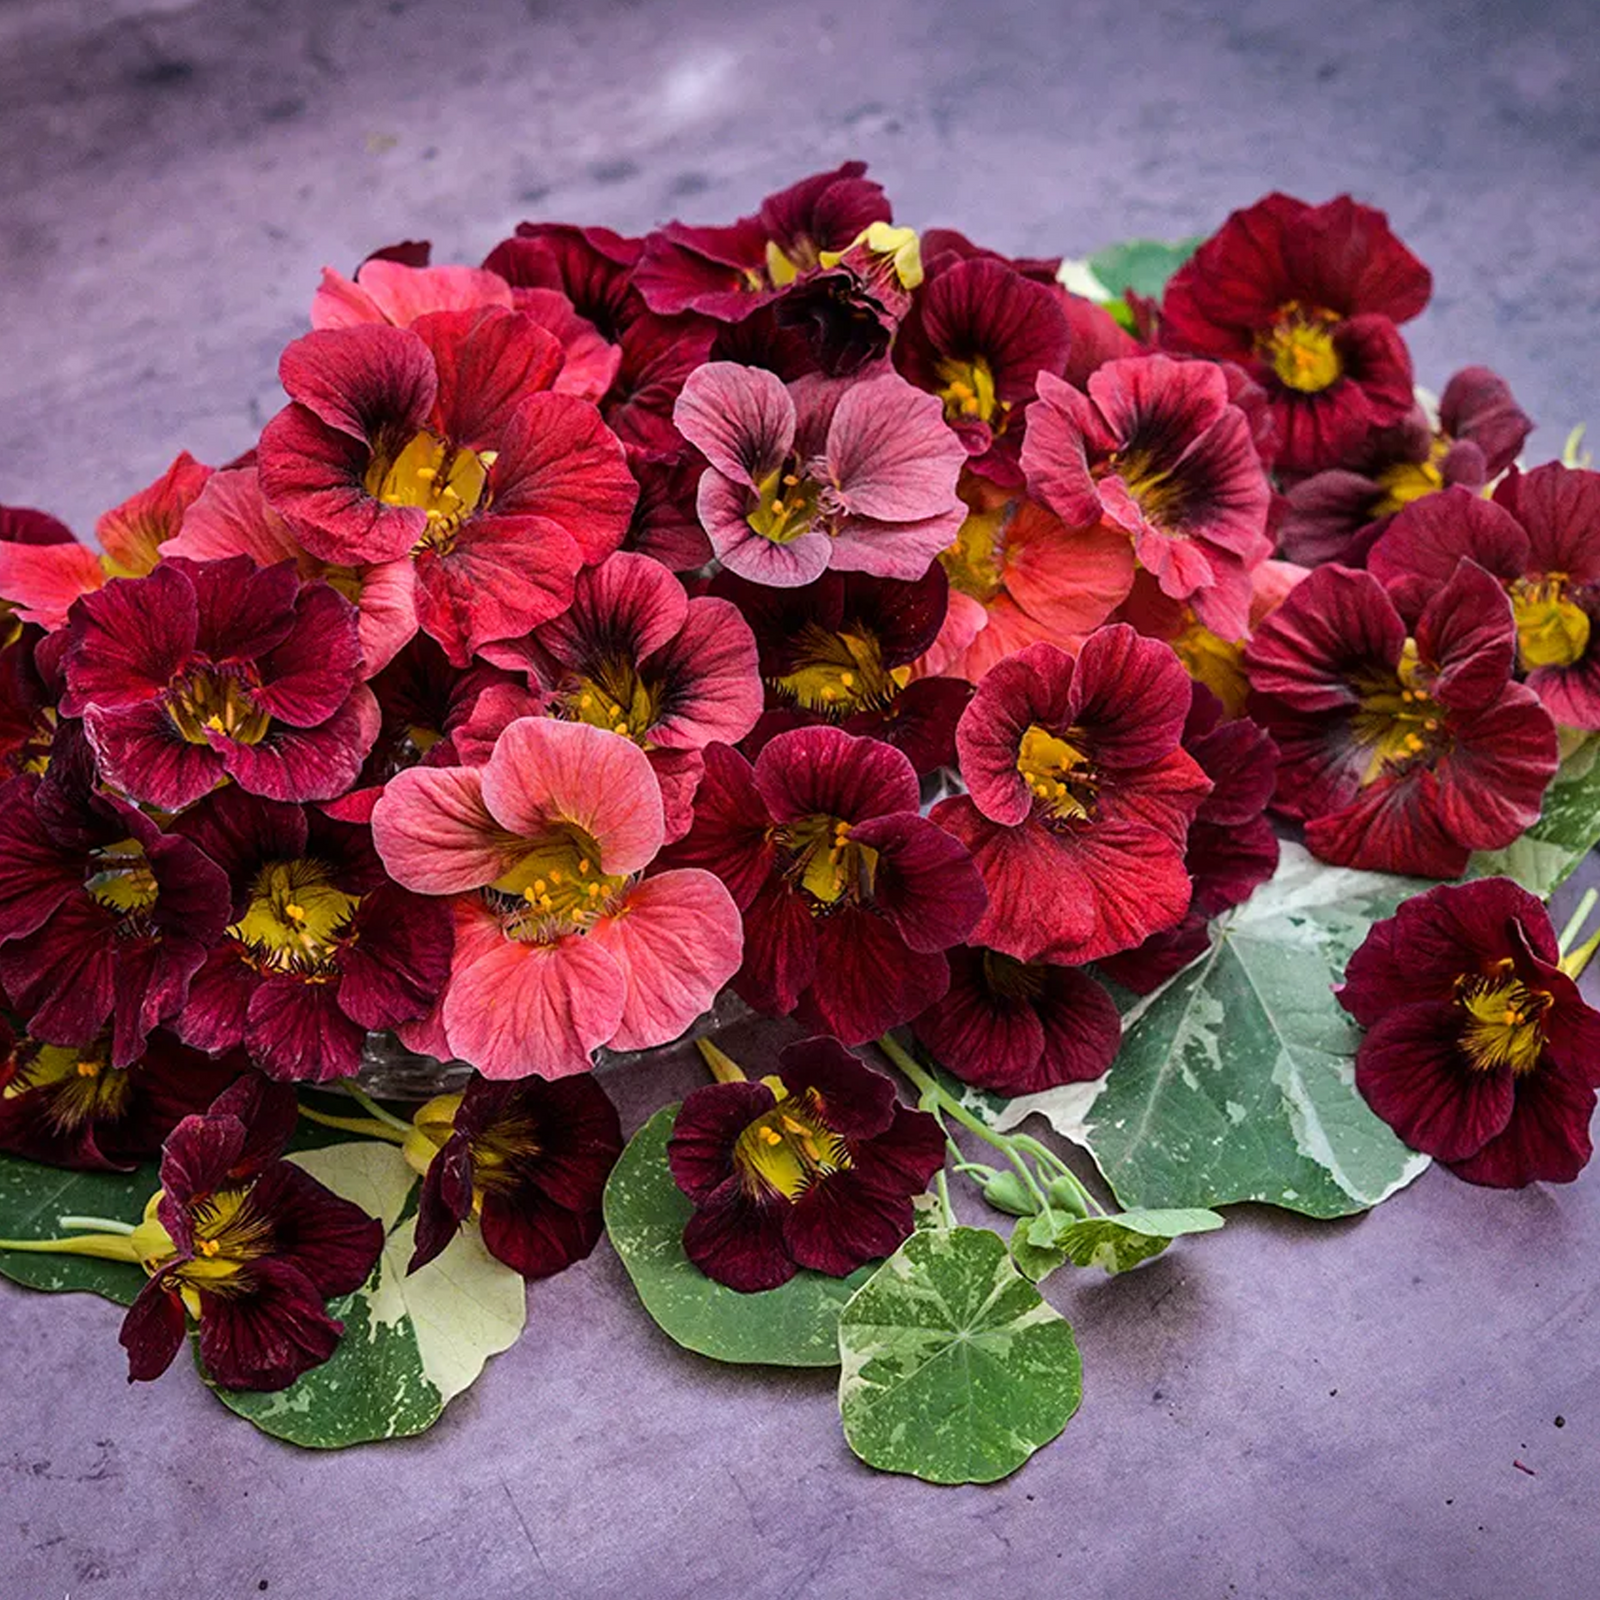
[1008,1134,1107,1218]
[341,1084,417,1136]
[57,1216,136,1235]
[298,1104,408,1144]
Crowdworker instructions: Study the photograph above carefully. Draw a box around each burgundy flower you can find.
[620,447,714,571]
[1338,879,1600,1186]
[1244,561,1558,876]
[713,563,972,775]
[1022,355,1274,640]
[483,224,646,344]
[911,946,1121,1096]
[602,313,718,453]
[171,786,453,1082]
[673,362,966,586]
[120,1076,383,1390]
[1279,367,1534,566]
[1160,193,1430,474]
[667,1036,944,1291]
[663,726,986,1044]
[59,556,378,810]
[0,1023,245,1171]
[1097,684,1280,993]
[404,1072,622,1278]
[0,729,229,1066]
[930,629,1211,967]
[0,630,58,780]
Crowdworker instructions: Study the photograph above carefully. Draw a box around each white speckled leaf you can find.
[0,1154,155,1306]
[1469,733,1600,894]
[837,1226,1082,1485]
[211,1141,525,1448]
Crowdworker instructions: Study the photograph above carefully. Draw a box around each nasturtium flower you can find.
[120,1076,383,1391]
[894,254,1072,484]
[1338,879,1600,1186]
[931,629,1211,967]
[1279,367,1533,566]
[667,1036,944,1291]
[60,555,378,810]
[0,507,108,636]
[483,223,646,345]
[0,1022,244,1171]
[479,550,764,839]
[1160,192,1430,474]
[0,729,229,1066]
[663,726,985,1043]
[1022,355,1274,640]
[910,946,1121,1096]
[96,451,213,578]
[673,362,966,587]
[404,1071,622,1278]
[171,787,452,1082]
[165,466,417,678]
[1369,467,1600,731]
[1245,560,1559,876]
[713,564,972,775]
[0,630,58,780]
[373,717,742,1079]
[258,306,638,663]
[621,447,714,571]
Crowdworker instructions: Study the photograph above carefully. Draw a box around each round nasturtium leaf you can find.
[837,1226,1083,1485]
[603,1105,872,1367]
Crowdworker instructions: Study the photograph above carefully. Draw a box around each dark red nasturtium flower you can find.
[0,629,59,780]
[0,729,229,1066]
[1338,878,1600,1187]
[120,1076,384,1391]
[662,726,986,1044]
[1369,467,1600,731]
[1160,192,1431,474]
[484,223,646,344]
[667,1036,944,1291]
[403,1071,623,1278]
[931,628,1211,966]
[0,1022,245,1171]
[60,555,379,810]
[171,786,453,1082]
[1278,367,1534,567]
[910,946,1121,1096]
[1244,560,1559,877]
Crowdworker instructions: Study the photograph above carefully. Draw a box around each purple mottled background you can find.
[3,0,1599,1594]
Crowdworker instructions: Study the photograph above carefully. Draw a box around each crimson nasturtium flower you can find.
[372,717,743,1079]
[171,786,453,1082]
[119,1077,384,1391]
[1244,561,1559,877]
[1338,879,1600,1186]
[257,306,638,663]
[1160,192,1431,474]
[930,628,1211,967]
[0,628,58,780]
[1022,355,1274,641]
[672,361,967,587]
[0,506,110,637]
[667,1036,944,1292]
[662,726,986,1044]
[95,450,213,578]
[404,1071,622,1278]
[60,555,379,810]
[1369,467,1600,731]
[0,729,229,1066]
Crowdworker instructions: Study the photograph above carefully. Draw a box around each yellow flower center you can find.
[562,659,659,743]
[936,356,999,427]
[232,858,359,974]
[1511,575,1590,671]
[941,501,1008,604]
[772,625,899,715]
[747,467,820,546]
[368,431,491,556]
[1455,963,1552,1075]
[1350,642,1446,783]
[3,1041,133,1132]
[175,1186,275,1295]
[1173,612,1249,718]
[774,814,879,910]
[490,824,629,935]
[166,669,270,746]
[1372,437,1450,517]
[84,838,160,915]
[1263,306,1343,393]
[733,1083,851,1200]
[1100,447,1186,529]
[1016,724,1097,821]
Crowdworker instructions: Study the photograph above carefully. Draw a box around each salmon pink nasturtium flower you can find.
[667,1036,944,1292]
[673,362,967,587]
[930,628,1212,967]
[60,555,379,810]
[1022,355,1274,641]
[662,726,987,1044]
[404,1071,623,1279]
[1245,560,1559,877]
[257,306,638,663]
[1338,879,1600,1187]
[1159,192,1430,475]
[372,717,742,1079]
[119,1077,383,1391]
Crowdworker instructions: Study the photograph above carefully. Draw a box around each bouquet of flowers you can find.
[1,164,1597,1480]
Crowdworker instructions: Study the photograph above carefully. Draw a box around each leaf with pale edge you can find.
[604,1105,870,1367]
[838,1226,1081,1484]
[1053,1207,1223,1274]
[0,1153,154,1305]
[1470,734,1600,895]
[210,1141,526,1448]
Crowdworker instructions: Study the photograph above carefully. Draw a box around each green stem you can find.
[1010,1135,1106,1218]
[341,1084,417,1136]
[298,1105,408,1144]
[1556,888,1597,957]
[935,1169,956,1230]
[57,1215,136,1235]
